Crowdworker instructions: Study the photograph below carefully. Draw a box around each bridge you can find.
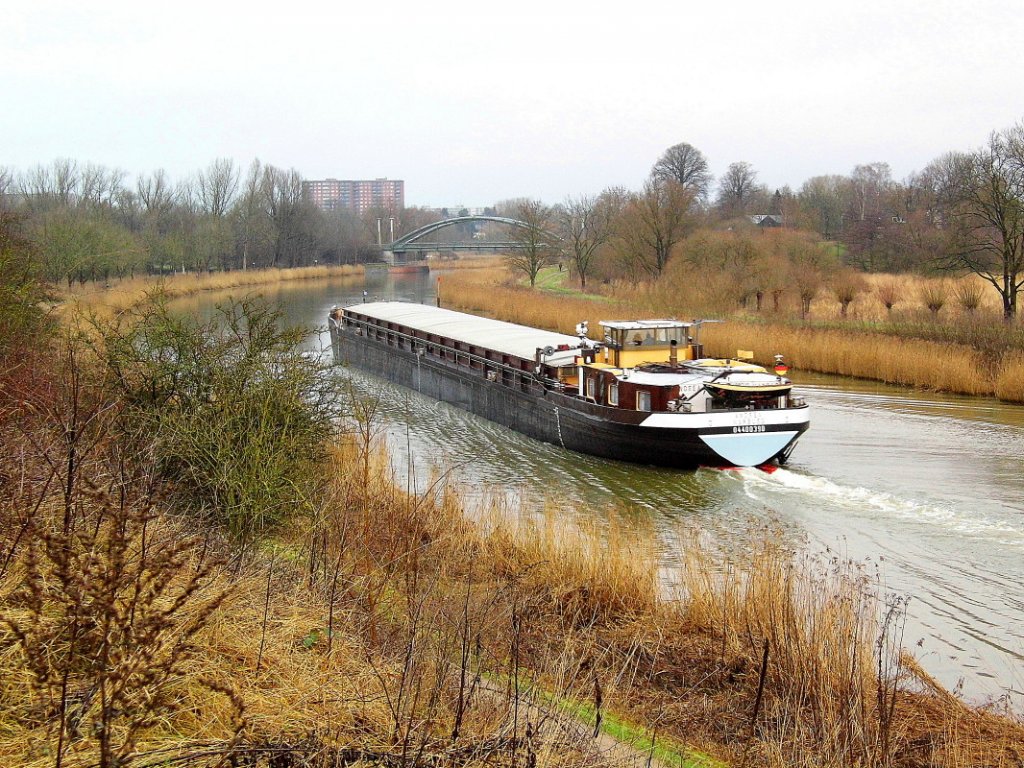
[381,215,560,265]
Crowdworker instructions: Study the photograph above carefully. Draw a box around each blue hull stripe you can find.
[699,431,799,466]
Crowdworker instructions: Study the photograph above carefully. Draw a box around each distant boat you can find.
[328,302,809,468]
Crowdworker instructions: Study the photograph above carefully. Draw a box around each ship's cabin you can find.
[567,319,798,415]
[598,320,700,368]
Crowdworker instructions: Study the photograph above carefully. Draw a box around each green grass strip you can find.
[525,266,615,301]
[549,694,722,768]
[482,671,724,768]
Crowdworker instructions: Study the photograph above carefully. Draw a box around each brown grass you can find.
[5,266,1023,767]
[995,351,1024,403]
[439,267,626,334]
[3,381,1024,768]
[438,265,1024,401]
[701,321,993,394]
[432,254,507,270]
[59,264,364,320]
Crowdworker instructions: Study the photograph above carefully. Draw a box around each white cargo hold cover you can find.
[344,302,582,362]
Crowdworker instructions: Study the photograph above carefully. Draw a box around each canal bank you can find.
[171,270,1024,709]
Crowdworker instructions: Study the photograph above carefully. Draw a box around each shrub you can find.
[0,211,51,361]
[831,268,868,318]
[876,278,902,315]
[954,279,985,314]
[918,281,948,317]
[3,488,236,768]
[91,293,340,540]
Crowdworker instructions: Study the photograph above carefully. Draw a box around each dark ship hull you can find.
[329,305,809,468]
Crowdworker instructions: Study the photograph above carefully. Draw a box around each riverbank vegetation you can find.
[437,250,1024,401]
[468,124,1023,399]
[4,120,1022,404]
[3,212,1023,767]
[62,263,364,319]
[4,339,1024,768]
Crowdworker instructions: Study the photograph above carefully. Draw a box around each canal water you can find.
[174,271,1024,708]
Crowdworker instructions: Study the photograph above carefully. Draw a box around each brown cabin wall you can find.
[617,380,673,411]
[582,369,673,412]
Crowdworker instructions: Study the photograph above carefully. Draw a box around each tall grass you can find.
[61,264,364,318]
[995,351,1024,402]
[3,354,1023,767]
[439,266,1024,401]
[702,321,993,394]
[439,267,627,334]
[672,530,882,763]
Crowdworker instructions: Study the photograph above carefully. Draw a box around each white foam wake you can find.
[735,467,1024,543]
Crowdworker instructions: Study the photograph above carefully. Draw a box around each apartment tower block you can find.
[302,178,405,216]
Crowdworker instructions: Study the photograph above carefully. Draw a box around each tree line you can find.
[3,119,1022,317]
[497,122,1024,319]
[0,158,448,286]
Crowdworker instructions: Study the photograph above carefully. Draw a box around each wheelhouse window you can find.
[636,390,651,412]
[609,383,619,406]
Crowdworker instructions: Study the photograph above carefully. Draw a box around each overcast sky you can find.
[5,0,1023,206]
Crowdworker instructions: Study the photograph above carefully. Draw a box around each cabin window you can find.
[636,390,651,412]
[609,383,619,406]
[586,377,596,399]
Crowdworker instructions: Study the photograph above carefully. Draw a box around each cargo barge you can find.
[328,302,810,468]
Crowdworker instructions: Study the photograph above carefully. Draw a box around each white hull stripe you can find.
[639,409,810,429]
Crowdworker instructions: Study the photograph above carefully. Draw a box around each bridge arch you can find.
[388,215,561,254]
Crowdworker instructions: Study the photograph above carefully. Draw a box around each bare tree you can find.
[715,161,761,217]
[557,193,614,289]
[0,166,13,210]
[650,142,712,202]
[136,169,176,218]
[78,163,126,210]
[198,158,240,218]
[934,125,1024,320]
[261,165,318,268]
[848,162,892,222]
[505,198,558,287]
[18,159,80,212]
[615,179,694,279]
[235,159,265,270]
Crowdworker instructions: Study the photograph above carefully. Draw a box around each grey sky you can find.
[5,0,1023,206]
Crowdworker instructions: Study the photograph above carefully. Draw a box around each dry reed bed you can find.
[316,444,1024,767]
[702,322,993,395]
[60,264,364,318]
[3,411,1023,767]
[439,268,627,335]
[995,351,1024,402]
[439,268,1024,401]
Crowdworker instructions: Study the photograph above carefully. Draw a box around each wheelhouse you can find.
[598,320,701,368]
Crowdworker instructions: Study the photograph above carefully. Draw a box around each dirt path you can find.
[476,678,701,768]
